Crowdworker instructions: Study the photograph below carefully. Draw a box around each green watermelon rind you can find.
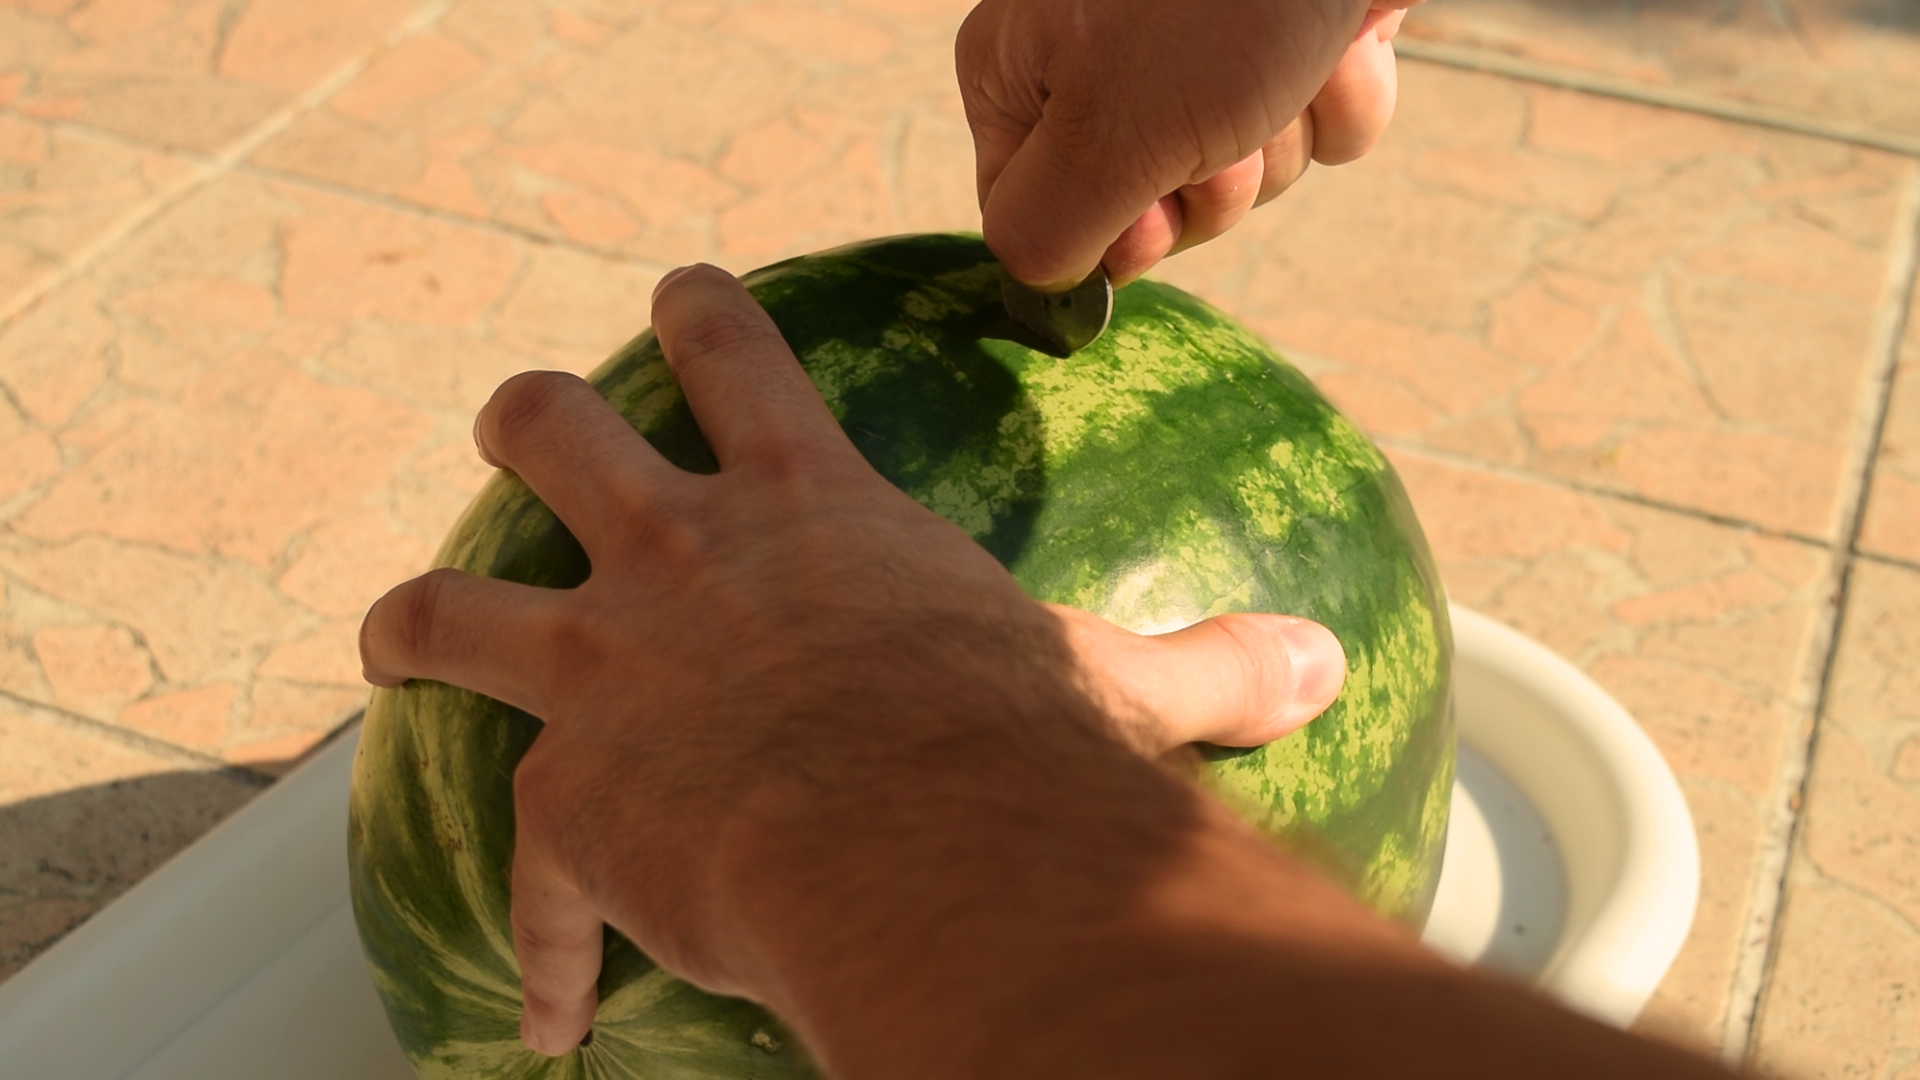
[349,233,1452,1079]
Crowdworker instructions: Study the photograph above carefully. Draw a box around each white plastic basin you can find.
[1423,606,1699,1026]
[0,604,1698,1077]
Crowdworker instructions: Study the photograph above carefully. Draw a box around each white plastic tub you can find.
[0,605,1698,1078]
[1426,606,1699,1026]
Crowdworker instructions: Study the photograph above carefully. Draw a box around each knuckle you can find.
[669,308,777,373]
[1048,98,1125,170]
[487,370,587,448]
[644,507,709,557]
[738,430,818,484]
[535,608,612,701]
[596,483,707,561]
[596,475,656,536]
[389,567,462,668]
[516,984,580,1021]
[511,910,599,960]
[1255,127,1310,207]
[953,1,1015,96]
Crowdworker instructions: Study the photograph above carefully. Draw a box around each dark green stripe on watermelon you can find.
[349,233,1453,1079]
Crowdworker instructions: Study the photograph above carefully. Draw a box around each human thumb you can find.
[1049,607,1348,753]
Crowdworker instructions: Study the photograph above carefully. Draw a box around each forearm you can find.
[695,696,1739,1080]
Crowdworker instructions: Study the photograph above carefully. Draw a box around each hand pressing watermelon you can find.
[353,236,1452,1078]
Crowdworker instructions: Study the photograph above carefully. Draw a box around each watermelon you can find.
[349,233,1454,1079]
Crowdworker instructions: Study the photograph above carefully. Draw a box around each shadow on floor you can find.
[0,766,270,980]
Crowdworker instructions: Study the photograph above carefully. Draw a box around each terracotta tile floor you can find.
[1,0,1915,1074]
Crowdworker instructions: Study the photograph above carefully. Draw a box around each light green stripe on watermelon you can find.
[350,233,1453,1079]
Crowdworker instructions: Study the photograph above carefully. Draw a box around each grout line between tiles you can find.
[0,108,690,283]
[1856,549,1920,575]
[0,108,219,169]
[1396,39,1920,158]
[0,687,271,787]
[1718,162,1920,1067]
[1370,437,1835,550]
[234,161,681,277]
[0,0,453,328]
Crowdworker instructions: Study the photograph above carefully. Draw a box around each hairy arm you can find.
[708,679,1733,1080]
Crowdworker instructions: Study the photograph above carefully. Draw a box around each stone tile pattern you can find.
[1385,451,1829,1055]
[0,695,266,980]
[1403,0,1920,143]
[0,171,679,771]
[249,0,984,270]
[0,0,980,777]
[1153,62,1914,544]
[1751,560,1920,1080]
[0,1,1916,1077]
[0,0,433,153]
[0,116,196,316]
